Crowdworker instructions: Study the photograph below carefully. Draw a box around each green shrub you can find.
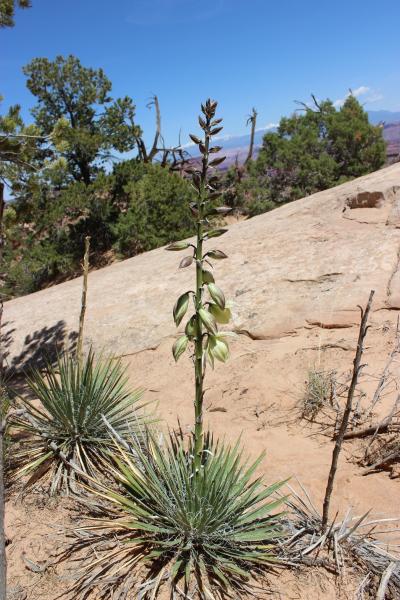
[235,168,275,217]
[5,238,75,296]
[3,162,197,297]
[11,351,146,494]
[68,433,285,599]
[113,162,195,256]
[254,95,386,206]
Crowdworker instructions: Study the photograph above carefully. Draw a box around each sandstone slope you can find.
[5,163,400,367]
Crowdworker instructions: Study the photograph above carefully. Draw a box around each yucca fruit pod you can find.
[166,99,232,474]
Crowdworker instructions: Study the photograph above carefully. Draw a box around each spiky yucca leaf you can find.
[11,350,146,494]
[66,432,286,599]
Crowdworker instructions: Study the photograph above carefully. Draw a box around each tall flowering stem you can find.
[166,99,232,474]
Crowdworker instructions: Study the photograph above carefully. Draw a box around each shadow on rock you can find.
[2,320,78,376]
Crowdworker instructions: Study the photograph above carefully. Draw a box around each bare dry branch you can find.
[77,236,90,364]
[244,107,257,166]
[321,290,375,531]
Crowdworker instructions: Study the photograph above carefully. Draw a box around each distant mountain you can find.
[187,110,400,167]
[383,122,400,159]
[211,128,272,152]
[367,110,400,125]
[186,128,275,169]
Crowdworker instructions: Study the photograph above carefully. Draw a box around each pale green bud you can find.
[209,303,231,324]
[173,292,190,326]
[172,335,189,362]
[208,335,229,363]
[199,308,218,335]
[207,283,225,309]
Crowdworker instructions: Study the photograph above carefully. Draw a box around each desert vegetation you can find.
[1,97,400,600]
[1,3,400,600]
[11,351,146,494]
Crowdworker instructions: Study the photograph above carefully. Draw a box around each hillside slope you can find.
[5,162,400,371]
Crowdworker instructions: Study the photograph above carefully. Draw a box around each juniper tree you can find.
[253,94,386,205]
[0,0,30,27]
[23,55,141,185]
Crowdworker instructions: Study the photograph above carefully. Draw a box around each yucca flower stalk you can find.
[65,100,286,599]
[167,99,232,473]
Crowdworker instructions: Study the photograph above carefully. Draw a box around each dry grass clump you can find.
[280,485,400,599]
[302,368,336,420]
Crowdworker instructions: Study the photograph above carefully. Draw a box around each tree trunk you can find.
[79,160,91,186]
[147,95,162,163]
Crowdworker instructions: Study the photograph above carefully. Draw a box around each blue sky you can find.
[2,0,400,147]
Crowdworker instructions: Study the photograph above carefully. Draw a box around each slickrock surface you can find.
[4,163,400,368]
[5,163,400,599]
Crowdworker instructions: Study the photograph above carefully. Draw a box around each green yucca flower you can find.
[66,432,286,599]
[11,350,146,494]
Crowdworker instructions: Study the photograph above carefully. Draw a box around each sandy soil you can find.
[6,309,400,599]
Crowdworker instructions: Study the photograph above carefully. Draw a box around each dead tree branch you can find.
[367,316,400,420]
[244,108,257,166]
[343,393,400,442]
[363,449,400,475]
[147,95,161,163]
[321,290,375,532]
[77,236,90,365]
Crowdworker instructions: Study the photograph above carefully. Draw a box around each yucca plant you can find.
[69,100,286,598]
[11,350,146,494]
[67,432,284,599]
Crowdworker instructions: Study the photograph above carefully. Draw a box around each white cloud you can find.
[256,123,278,132]
[352,86,370,97]
[181,141,196,149]
[263,122,278,130]
[333,86,383,108]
